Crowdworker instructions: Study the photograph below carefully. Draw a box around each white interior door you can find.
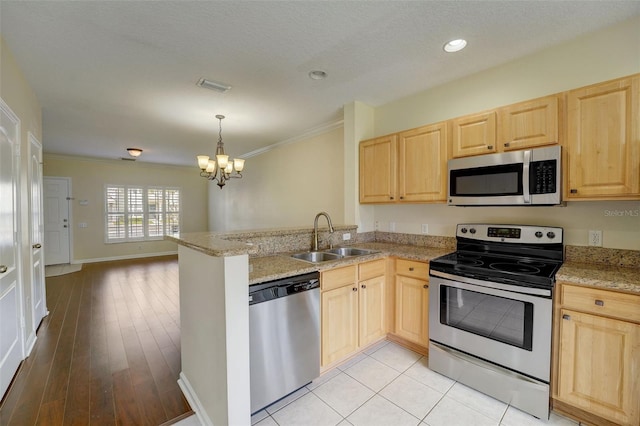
[29,133,47,328]
[0,99,24,399]
[43,177,71,265]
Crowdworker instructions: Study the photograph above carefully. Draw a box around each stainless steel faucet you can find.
[313,212,334,251]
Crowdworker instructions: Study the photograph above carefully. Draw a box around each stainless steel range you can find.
[428,223,563,420]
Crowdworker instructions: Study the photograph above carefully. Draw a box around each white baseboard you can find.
[24,333,37,357]
[178,372,213,426]
[72,250,178,264]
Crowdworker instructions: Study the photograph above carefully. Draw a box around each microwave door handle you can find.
[523,150,531,204]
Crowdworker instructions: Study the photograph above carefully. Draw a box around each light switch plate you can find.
[343,233,351,241]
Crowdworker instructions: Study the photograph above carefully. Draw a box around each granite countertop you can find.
[249,242,451,285]
[556,262,640,295]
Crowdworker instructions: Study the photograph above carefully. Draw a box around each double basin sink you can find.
[291,247,379,264]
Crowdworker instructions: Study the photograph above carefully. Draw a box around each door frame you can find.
[43,176,73,265]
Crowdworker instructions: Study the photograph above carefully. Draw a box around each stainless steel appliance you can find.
[448,145,561,206]
[429,224,563,419]
[249,272,320,414]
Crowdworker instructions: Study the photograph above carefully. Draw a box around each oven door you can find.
[428,273,553,382]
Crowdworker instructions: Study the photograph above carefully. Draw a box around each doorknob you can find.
[63,225,68,228]
[0,265,7,274]
[33,243,42,249]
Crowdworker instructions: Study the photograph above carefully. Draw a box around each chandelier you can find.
[197,115,245,189]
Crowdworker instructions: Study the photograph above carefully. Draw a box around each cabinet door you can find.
[499,95,560,151]
[359,135,397,203]
[321,285,359,366]
[557,309,640,425]
[398,122,448,202]
[451,111,497,158]
[359,275,385,347]
[566,75,640,199]
[395,275,429,346]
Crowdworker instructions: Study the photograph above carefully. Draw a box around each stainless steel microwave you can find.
[448,145,561,206]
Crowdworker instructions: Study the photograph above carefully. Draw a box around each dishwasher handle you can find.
[249,273,320,305]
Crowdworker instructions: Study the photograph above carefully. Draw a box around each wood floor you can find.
[0,256,191,426]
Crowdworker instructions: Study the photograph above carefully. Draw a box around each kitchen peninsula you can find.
[165,226,449,425]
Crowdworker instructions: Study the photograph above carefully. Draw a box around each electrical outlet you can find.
[375,221,379,231]
[588,230,602,247]
[343,233,351,241]
[421,224,429,234]
[389,222,396,232]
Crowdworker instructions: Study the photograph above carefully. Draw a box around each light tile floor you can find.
[177,340,578,426]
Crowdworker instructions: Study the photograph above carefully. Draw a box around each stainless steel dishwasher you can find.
[249,272,320,414]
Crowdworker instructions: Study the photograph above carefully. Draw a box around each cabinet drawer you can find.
[395,259,429,280]
[321,265,357,292]
[561,284,640,323]
[359,259,386,281]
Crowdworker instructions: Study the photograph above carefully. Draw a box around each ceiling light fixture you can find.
[443,39,467,53]
[308,70,328,80]
[197,115,245,189]
[127,148,143,157]
[196,78,232,93]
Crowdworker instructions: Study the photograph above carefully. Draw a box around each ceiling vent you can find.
[120,157,137,161]
[197,78,232,93]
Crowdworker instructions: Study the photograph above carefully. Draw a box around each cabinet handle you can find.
[400,196,404,200]
[0,265,7,274]
[562,314,571,320]
[33,243,42,249]
[409,267,414,271]
[504,142,510,148]
[423,284,428,289]
[487,145,493,150]
[361,284,366,289]
[570,189,578,194]
[595,299,604,307]
[390,196,394,200]
[352,287,357,292]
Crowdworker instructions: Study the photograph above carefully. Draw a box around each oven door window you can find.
[440,285,533,351]
[450,163,523,197]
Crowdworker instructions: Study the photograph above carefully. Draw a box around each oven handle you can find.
[429,269,552,298]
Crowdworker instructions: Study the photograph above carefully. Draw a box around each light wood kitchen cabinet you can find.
[321,260,386,367]
[565,74,640,199]
[554,283,640,426]
[397,122,449,202]
[451,111,497,158]
[498,95,560,151]
[394,259,429,347]
[359,135,397,203]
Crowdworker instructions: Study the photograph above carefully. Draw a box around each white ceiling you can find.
[1,1,639,166]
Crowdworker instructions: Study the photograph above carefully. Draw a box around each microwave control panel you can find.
[529,160,557,194]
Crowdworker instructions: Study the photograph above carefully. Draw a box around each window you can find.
[105,185,181,242]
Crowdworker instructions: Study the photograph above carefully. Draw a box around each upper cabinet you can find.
[451,111,497,158]
[565,75,640,200]
[360,123,448,204]
[359,135,397,203]
[499,95,561,151]
[397,122,449,202]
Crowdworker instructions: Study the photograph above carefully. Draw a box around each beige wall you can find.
[1,36,43,343]
[43,155,209,262]
[365,16,640,250]
[208,126,345,231]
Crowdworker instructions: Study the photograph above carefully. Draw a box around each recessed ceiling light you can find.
[443,39,467,53]
[197,78,232,93]
[308,70,328,80]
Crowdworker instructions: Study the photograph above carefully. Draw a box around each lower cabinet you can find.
[394,259,429,347]
[321,260,386,367]
[554,283,640,426]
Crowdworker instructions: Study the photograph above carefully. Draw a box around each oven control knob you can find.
[547,231,556,239]
[535,231,543,238]
[469,228,476,234]
[461,227,468,234]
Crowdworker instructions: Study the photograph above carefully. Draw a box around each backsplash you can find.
[372,231,456,250]
[565,246,640,268]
